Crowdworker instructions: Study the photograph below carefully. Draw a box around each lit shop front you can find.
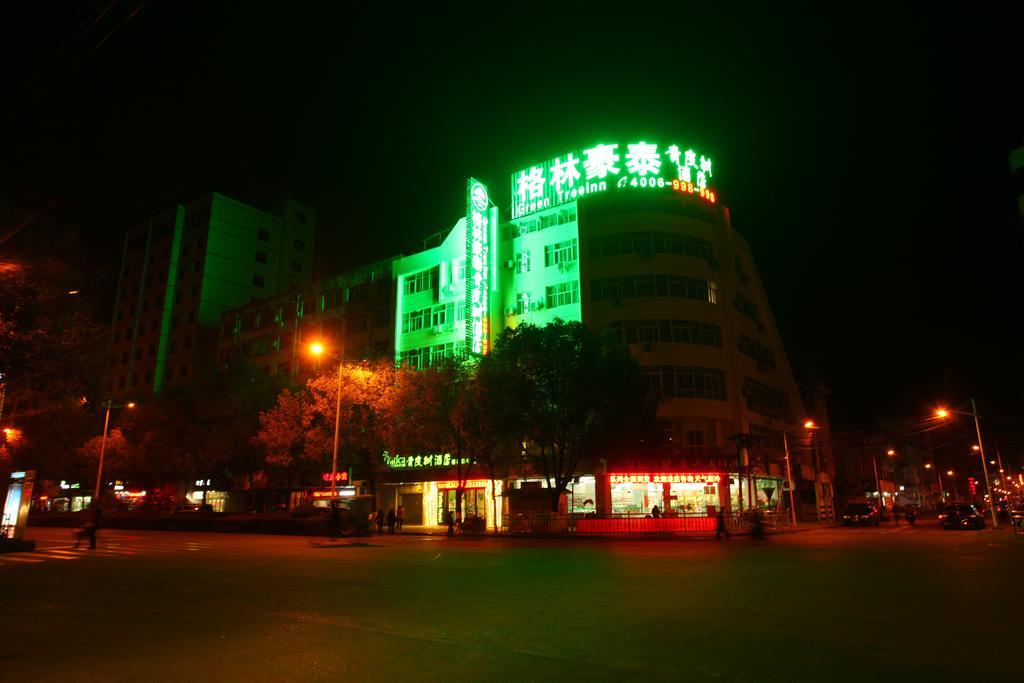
[378,452,504,528]
[607,473,725,516]
[729,476,786,512]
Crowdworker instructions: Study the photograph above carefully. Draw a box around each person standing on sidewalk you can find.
[386,508,396,535]
[396,505,405,532]
[716,508,730,540]
[892,502,901,526]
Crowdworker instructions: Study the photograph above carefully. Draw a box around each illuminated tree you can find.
[482,320,657,512]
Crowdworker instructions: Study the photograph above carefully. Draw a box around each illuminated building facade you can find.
[386,139,826,523]
[110,193,315,398]
[211,138,826,524]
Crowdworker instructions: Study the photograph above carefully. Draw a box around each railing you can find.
[502,510,792,536]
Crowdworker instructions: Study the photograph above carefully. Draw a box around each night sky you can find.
[3,4,1021,431]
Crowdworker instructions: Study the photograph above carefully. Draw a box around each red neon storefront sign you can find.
[609,473,721,485]
[437,479,490,490]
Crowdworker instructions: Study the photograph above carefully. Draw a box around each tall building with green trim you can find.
[110,192,315,398]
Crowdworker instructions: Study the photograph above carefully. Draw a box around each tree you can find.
[255,359,399,494]
[481,320,657,512]
[0,196,109,412]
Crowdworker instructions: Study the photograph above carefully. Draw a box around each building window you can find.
[184,336,192,350]
[590,231,715,264]
[253,274,265,288]
[144,369,151,384]
[148,343,156,358]
[187,309,195,323]
[592,275,717,304]
[544,239,578,267]
[737,334,776,370]
[120,351,129,364]
[545,281,580,309]
[516,292,531,315]
[291,261,303,274]
[453,259,466,281]
[257,228,270,242]
[641,365,727,401]
[742,378,791,420]
[180,364,188,377]
[190,284,198,299]
[117,376,126,389]
[348,314,368,333]
[134,348,142,361]
[294,238,305,251]
[403,267,439,295]
[255,251,268,264]
[733,293,761,325]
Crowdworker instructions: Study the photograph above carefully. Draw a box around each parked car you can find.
[842,502,879,526]
[939,504,985,530]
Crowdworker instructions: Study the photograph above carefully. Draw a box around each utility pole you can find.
[782,432,798,527]
[970,399,999,529]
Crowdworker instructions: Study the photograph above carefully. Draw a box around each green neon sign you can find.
[383,451,471,469]
[466,178,491,355]
[510,141,716,219]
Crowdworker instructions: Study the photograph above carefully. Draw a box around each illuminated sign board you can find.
[437,479,490,490]
[610,473,721,485]
[313,487,356,498]
[511,141,717,219]
[321,471,350,483]
[383,451,470,469]
[466,178,492,354]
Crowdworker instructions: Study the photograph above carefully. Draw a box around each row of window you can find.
[742,377,791,419]
[607,319,723,348]
[640,365,728,401]
[118,335,193,364]
[545,281,579,309]
[592,275,718,304]
[737,334,776,369]
[590,231,714,264]
[398,342,464,369]
[256,228,305,253]
[733,293,761,325]
[402,302,464,333]
[543,239,578,268]
[404,266,440,295]
[507,206,577,239]
[254,250,303,273]
[116,308,195,340]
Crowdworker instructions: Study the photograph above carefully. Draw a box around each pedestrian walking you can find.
[386,508,396,535]
[716,508,731,540]
[375,509,384,535]
[750,510,765,541]
[651,505,661,518]
[75,504,101,550]
[892,502,901,526]
[396,505,405,532]
[905,506,916,526]
[445,510,455,537]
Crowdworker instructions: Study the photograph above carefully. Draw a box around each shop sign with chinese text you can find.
[511,141,717,219]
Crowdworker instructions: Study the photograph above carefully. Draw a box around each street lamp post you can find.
[936,401,999,528]
[310,342,344,495]
[93,400,134,502]
[947,470,956,502]
[782,432,798,528]
[925,464,944,505]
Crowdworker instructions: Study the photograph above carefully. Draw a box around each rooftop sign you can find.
[510,141,717,219]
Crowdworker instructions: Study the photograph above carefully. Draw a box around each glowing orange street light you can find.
[932,401,999,527]
[887,449,895,456]
[972,444,980,452]
[309,342,325,357]
[946,470,954,476]
[804,420,817,429]
[935,408,950,419]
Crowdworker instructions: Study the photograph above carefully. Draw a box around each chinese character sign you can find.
[466,178,491,355]
[510,140,717,219]
[609,473,722,485]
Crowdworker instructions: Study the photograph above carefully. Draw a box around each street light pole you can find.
[872,454,883,519]
[782,432,798,528]
[93,400,113,501]
[330,358,343,495]
[969,398,999,529]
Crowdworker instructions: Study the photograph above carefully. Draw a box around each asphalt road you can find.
[3,522,1022,682]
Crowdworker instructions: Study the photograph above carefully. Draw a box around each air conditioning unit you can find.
[443,322,455,333]
[530,301,545,311]
[432,325,445,334]
[505,259,515,269]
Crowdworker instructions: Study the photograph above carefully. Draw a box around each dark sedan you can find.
[842,502,880,526]
[939,504,985,530]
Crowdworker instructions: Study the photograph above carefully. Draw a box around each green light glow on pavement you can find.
[511,139,717,218]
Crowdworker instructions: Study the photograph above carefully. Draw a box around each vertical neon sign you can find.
[466,178,491,355]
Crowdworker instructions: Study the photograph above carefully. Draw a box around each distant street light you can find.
[925,463,945,502]
[873,449,896,519]
[935,401,999,528]
[94,400,135,501]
